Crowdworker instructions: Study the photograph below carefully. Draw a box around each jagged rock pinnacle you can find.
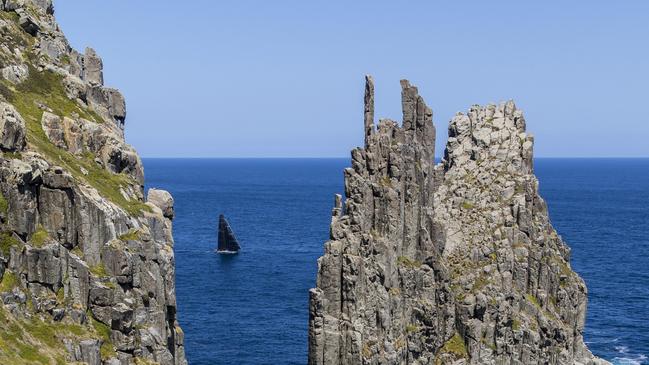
[308,77,608,365]
[364,75,375,145]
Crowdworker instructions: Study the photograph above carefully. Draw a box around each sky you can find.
[54,0,649,158]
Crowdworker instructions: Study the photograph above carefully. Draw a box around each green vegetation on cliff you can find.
[0,231,21,256]
[29,225,49,247]
[0,304,120,365]
[89,313,115,360]
[436,332,468,363]
[1,67,149,216]
[0,191,8,214]
[1,10,149,215]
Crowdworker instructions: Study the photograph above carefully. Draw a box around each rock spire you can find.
[308,77,608,365]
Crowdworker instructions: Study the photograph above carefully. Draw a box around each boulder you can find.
[62,117,84,154]
[86,86,127,129]
[104,88,126,124]
[25,245,62,288]
[147,189,174,220]
[41,112,66,149]
[99,137,144,184]
[1,64,29,83]
[0,102,26,151]
[79,339,101,365]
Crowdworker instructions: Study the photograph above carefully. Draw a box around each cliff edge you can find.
[0,1,186,364]
[308,76,608,365]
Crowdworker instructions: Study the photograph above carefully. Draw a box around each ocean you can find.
[143,158,649,365]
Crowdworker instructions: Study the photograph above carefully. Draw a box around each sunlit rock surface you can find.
[0,1,186,364]
[308,76,608,365]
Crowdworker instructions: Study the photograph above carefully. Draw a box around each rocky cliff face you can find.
[308,76,608,365]
[0,1,186,364]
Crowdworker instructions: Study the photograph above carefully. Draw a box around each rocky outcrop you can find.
[148,189,175,220]
[0,1,186,364]
[308,76,608,365]
[0,102,26,151]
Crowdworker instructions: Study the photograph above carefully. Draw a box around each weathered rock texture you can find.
[308,76,608,365]
[0,1,186,364]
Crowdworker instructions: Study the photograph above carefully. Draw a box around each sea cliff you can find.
[308,76,608,365]
[0,1,186,364]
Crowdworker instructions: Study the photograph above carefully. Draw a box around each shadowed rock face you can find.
[308,76,609,365]
[0,1,186,364]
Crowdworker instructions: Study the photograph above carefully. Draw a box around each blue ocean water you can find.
[534,159,649,365]
[143,158,649,365]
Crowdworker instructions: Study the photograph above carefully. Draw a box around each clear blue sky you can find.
[55,1,648,158]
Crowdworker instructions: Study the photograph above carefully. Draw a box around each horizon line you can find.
[139,156,649,159]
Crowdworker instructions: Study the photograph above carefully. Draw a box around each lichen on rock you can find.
[0,1,186,364]
[308,76,609,365]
